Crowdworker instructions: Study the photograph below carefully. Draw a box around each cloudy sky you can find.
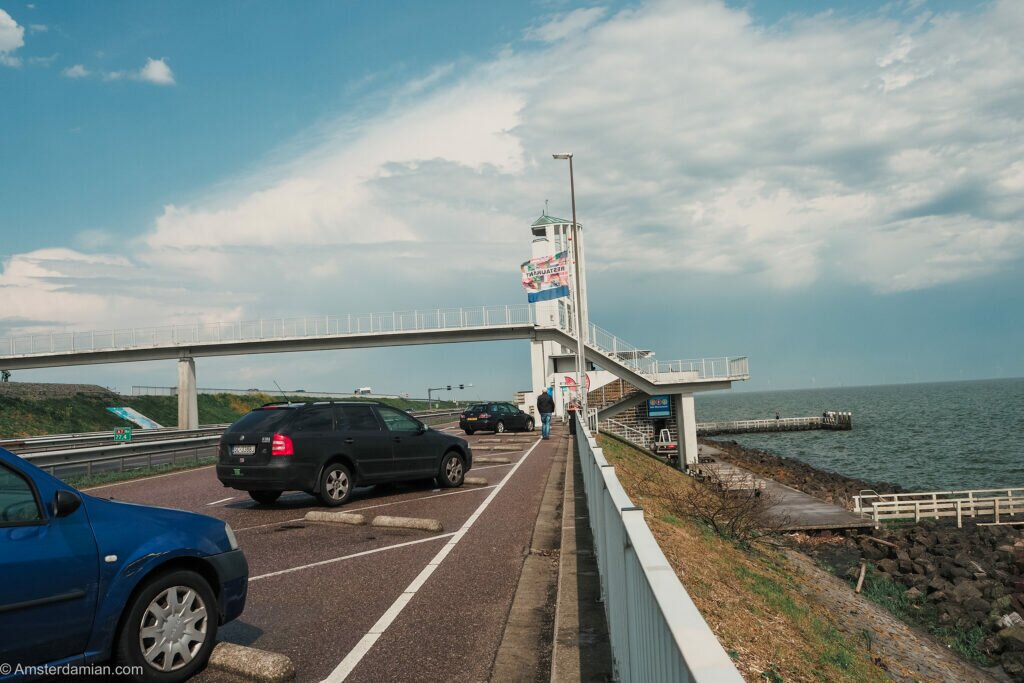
[1,0,1021,400]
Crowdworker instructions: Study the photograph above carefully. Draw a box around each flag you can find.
[521,250,569,303]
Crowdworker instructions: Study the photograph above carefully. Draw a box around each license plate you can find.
[232,445,256,456]
[467,417,477,421]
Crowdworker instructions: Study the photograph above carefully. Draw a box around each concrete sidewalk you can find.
[550,437,613,682]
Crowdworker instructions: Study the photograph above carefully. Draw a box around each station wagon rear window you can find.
[228,408,296,433]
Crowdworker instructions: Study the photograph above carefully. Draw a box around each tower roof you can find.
[531,212,572,227]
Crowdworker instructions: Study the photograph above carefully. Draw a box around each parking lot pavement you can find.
[100,423,566,682]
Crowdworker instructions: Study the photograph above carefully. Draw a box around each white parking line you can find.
[207,496,235,506]
[249,533,455,582]
[233,485,497,533]
[321,437,541,682]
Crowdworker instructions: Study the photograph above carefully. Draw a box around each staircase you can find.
[587,378,641,413]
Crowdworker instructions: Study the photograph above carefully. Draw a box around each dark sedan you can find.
[460,402,535,435]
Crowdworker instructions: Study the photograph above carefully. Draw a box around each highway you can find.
[80,422,568,682]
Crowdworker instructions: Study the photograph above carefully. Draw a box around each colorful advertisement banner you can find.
[521,251,570,303]
[647,395,671,418]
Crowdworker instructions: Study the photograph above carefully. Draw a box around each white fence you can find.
[0,304,748,384]
[855,488,1024,528]
[600,417,652,450]
[575,420,743,682]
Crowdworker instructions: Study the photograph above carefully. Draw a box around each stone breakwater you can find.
[705,438,1024,680]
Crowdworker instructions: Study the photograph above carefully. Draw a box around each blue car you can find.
[0,447,247,681]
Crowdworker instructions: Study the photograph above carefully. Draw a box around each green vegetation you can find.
[858,568,992,667]
[598,434,888,682]
[0,389,457,438]
[64,458,217,490]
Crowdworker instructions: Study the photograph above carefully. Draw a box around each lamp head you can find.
[552,153,573,160]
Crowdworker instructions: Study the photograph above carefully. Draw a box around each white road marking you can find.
[233,485,497,533]
[321,436,542,683]
[469,463,514,471]
[81,465,216,492]
[207,496,235,506]
[248,533,455,582]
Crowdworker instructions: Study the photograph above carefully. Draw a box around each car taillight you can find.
[271,434,294,456]
[480,413,490,419]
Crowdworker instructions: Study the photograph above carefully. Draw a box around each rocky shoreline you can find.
[704,437,1024,681]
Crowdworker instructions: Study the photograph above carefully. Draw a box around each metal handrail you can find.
[0,304,748,384]
[600,418,651,450]
[575,420,742,682]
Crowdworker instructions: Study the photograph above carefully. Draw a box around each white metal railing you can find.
[600,418,651,450]
[0,305,538,357]
[0,303,748,385]
[855,488,1024,512]
[866,495,1024,528]
[575,420,742,682]
[584,321,748,383]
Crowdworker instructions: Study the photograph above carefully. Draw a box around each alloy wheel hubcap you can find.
[446,457,463,483]
[326,469,349,500]
[139,586,208,672]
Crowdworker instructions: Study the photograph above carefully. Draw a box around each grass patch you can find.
[858,570,993,667]
[598,434,888,683]
[0,389,457,438]
[65,457,216,490]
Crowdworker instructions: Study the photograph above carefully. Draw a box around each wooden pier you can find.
[697,411,852,436]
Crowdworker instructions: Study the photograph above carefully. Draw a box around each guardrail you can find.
[2,425,230,454]
[854,487,1024,528]
[22,436,221,478]
[575,420,742,682]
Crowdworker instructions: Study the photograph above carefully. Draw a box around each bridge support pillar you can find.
[177,356,198,429]
[674,392,698,470]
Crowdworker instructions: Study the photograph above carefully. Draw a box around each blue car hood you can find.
[82,494,232,563]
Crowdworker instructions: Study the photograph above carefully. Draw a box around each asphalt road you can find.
[83,421,569,682]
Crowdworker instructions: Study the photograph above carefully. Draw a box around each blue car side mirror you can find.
[53,490,82,518]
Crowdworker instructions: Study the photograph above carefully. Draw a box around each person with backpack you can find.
[537,388,555,440]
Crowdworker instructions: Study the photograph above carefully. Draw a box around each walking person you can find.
[537,387,555,440]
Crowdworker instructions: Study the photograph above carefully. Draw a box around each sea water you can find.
[695,378,1024,492]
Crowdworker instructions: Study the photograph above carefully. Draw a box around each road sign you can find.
[114,427,133,442]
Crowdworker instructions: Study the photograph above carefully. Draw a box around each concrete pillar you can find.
[674,392,698,470]
[177,356,198,429]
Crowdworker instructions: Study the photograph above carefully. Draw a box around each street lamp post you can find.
[552,153,588,427]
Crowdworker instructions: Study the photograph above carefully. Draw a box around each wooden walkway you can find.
[697,444,874,531]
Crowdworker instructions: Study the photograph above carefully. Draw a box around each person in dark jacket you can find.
[537,389,555,440]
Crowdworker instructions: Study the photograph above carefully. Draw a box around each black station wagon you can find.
[216,402,473,506]
[459,402,535,435]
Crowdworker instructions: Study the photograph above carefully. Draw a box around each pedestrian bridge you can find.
[0,304,749,431]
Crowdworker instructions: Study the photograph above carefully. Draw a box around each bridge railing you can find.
[0,305,539,357]
[0,305,748,386]
[575,420,743,683]
[583,321,748,382]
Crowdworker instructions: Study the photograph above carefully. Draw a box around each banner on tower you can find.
[521,250,570,303]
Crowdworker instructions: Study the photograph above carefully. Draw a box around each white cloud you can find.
[525,7,607,42]
[28,23,45,33]
[0,8,25,67]
[137,57,174,85]
[62,63,89,78]
[4,0,1024,341]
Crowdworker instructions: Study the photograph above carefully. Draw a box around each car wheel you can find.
[318,462,353,507]
[495,421,505,434]
[463,428,474,435]
[526,419,535,432]
[249,490,281,505]
[438,451,465,488]
[115,569,218,682]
